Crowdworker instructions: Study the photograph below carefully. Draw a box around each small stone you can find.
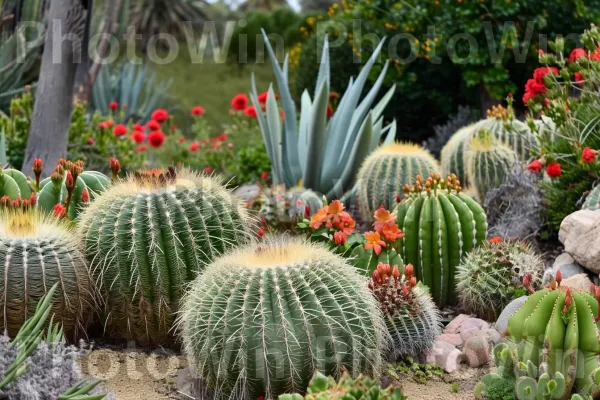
[444,314,471,334]
[438,333,463,346]
[421,340,464,373]
[495,296,527,335]
[463,335,491,368]
[543,253,587,283]
[561,274,593,292]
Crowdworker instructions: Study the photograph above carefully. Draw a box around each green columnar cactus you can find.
[441,105,538,185]
[279,371,406,400]
[369,262,441,359]
[583,185,600,211]
[456,240,544,321]
[356,143,440,221]
[179,239,389,400]
[466,129,517,202]
[393,174,487,308]
[0,210,93,339]
[78,167,254,347]
[476,274,600,400]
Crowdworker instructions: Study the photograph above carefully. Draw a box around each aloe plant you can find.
[251,30,396,200]
[91,62,172,122]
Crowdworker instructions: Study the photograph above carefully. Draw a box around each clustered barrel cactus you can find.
[356,143,440,221]
[456,239,545,321]
[368,262,441,359]
[179,239,389,400]
[394,174,487,308]
[0,210,93,339]
[476,274,600,400]
[78,167,254,346]
[279,371,406,400]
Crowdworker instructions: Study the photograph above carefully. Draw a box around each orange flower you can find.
[364,231,386,255]
[333,231,347,245]
[489,236,502,244]
[310,209,329,229]
[381,223,404,242]
[337,211,356,235]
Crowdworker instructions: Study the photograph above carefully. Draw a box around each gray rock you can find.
[495,296,528,335]
[421,340,464,373]
[458,318,489,334]
[561,273,593,292]
[552,253,586,278]
[463,335,492,368]
[559,210,600,274]
[438,333,463,346]
[232,184,261,203]
[444,314,471,334]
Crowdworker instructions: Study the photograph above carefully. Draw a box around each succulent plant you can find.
[476,274,600,399]
[251,30,396,200]
[179,239,389,400]
[441,105,538,186]
[255,185,324,231]
[0,210,93,339]
[456,240,544,321]
[278,371,406,400]
[368,262,442,359]
[465,129,518,202]
[356,143,441,221]
[78,167,254,346]
[0,168,32,200]
[582,184,600,211]
[393,174,487,308]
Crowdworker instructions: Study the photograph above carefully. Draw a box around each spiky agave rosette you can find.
[78,167,255,346]
[456,240,544,321]
[368,262,441,360]
[0,209,94,339]
[179,239,390,400]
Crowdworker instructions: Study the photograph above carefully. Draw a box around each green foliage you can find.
[79,168,253,346]
[0,211,93,340]
[129,0,206,42]
[389,357,444,385]
[356,143,440,221]
[451,383,460,394]
[228,144,272,186]
[252,30,396,200]
[394,174,487,308]
[279,371,406,400]
[456,240,544,321]
[180,239,389,399]
[255,185,323,232]
[475,374,515,400]
[1,89,33,170]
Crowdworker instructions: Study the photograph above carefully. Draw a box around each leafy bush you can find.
[2,89,33,170]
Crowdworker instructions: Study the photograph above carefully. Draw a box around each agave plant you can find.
[91,62,172,122]
[251,30,396,200]
[129,0,207,41]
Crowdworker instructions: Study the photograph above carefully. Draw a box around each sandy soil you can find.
[400,366,489,399]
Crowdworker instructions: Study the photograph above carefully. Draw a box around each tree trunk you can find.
[23,0,87,176]
[479,84,499,118]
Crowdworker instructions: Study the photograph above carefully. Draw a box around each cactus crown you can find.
[487,105,509,120]
[375,142,434,156]
[0,209,70,238]
[402,173,462,195]
[132,166,177,187]
[471,129,496,150]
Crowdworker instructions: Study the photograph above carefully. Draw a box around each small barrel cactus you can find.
[394,174,487,308]
[476,274,600,399]
[456,239,544,321]
[441,105,538,185]
[279,371,406,400]
[0,210,93,339]
[583,184,600,211]
[466,129,517,202]
[369,262,441,359]
[78,167,254,346]
[179,239,389,400]
[356,143,440,221]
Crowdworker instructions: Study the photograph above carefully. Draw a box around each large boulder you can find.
[495,296,528,335]
[559,210,600,274]
[463,335,492,368]
[561,274,594,292]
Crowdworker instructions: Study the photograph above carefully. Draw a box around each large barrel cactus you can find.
[369,262,441,359]
[356,143,440,221]
[466,129,517,202]
[78,167,254,346]
[394,174,487,308]
[441,105,538,185]
[0,210,93,339]
[179,239,389,400]
[476,274,600,400]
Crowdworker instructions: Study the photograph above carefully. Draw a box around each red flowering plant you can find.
[524,25,600,230]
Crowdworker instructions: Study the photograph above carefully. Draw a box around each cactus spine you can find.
[466,129,517,201]
[394,174,487,308]
[179,239,389,400]
[441,105,538,185]
[456,240,544,321]
[78,168,254,346]
[356,143,440,221]
[583,185,600,211]
[0,210,93,339]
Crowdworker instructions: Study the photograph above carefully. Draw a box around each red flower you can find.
[333,231,347,246]
[257,92,269,103]
[546,162,561,178]
[191,106,205,116]
[146,120,161,131]
[53,204,66,218]
[131,130,146,144]
[569,48,587,63]
[528,160,543,173]
[327,104,334,118]
[113,124,128,137]
[261,172,269,180]
[537,49,544,55]
[244,106,257,118]
[148,131,165,148]
[133,123,144,131]
[171,125,177,131]
[231,94,248,110]
[151,109,169,122]
[533,67,558,83]
[87,137,95,145]
[189,141,200,152]
[82,188,89,203]
[178,137,185,143]
[204,167,212,173]
[136,145,148,153]
[98,121,109,129]
[582,147,597,163]
[212,142,221,150]
[329,92,339,99]
[216,134,228,141]
[575,72,584,83]
[109,101,119,110]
